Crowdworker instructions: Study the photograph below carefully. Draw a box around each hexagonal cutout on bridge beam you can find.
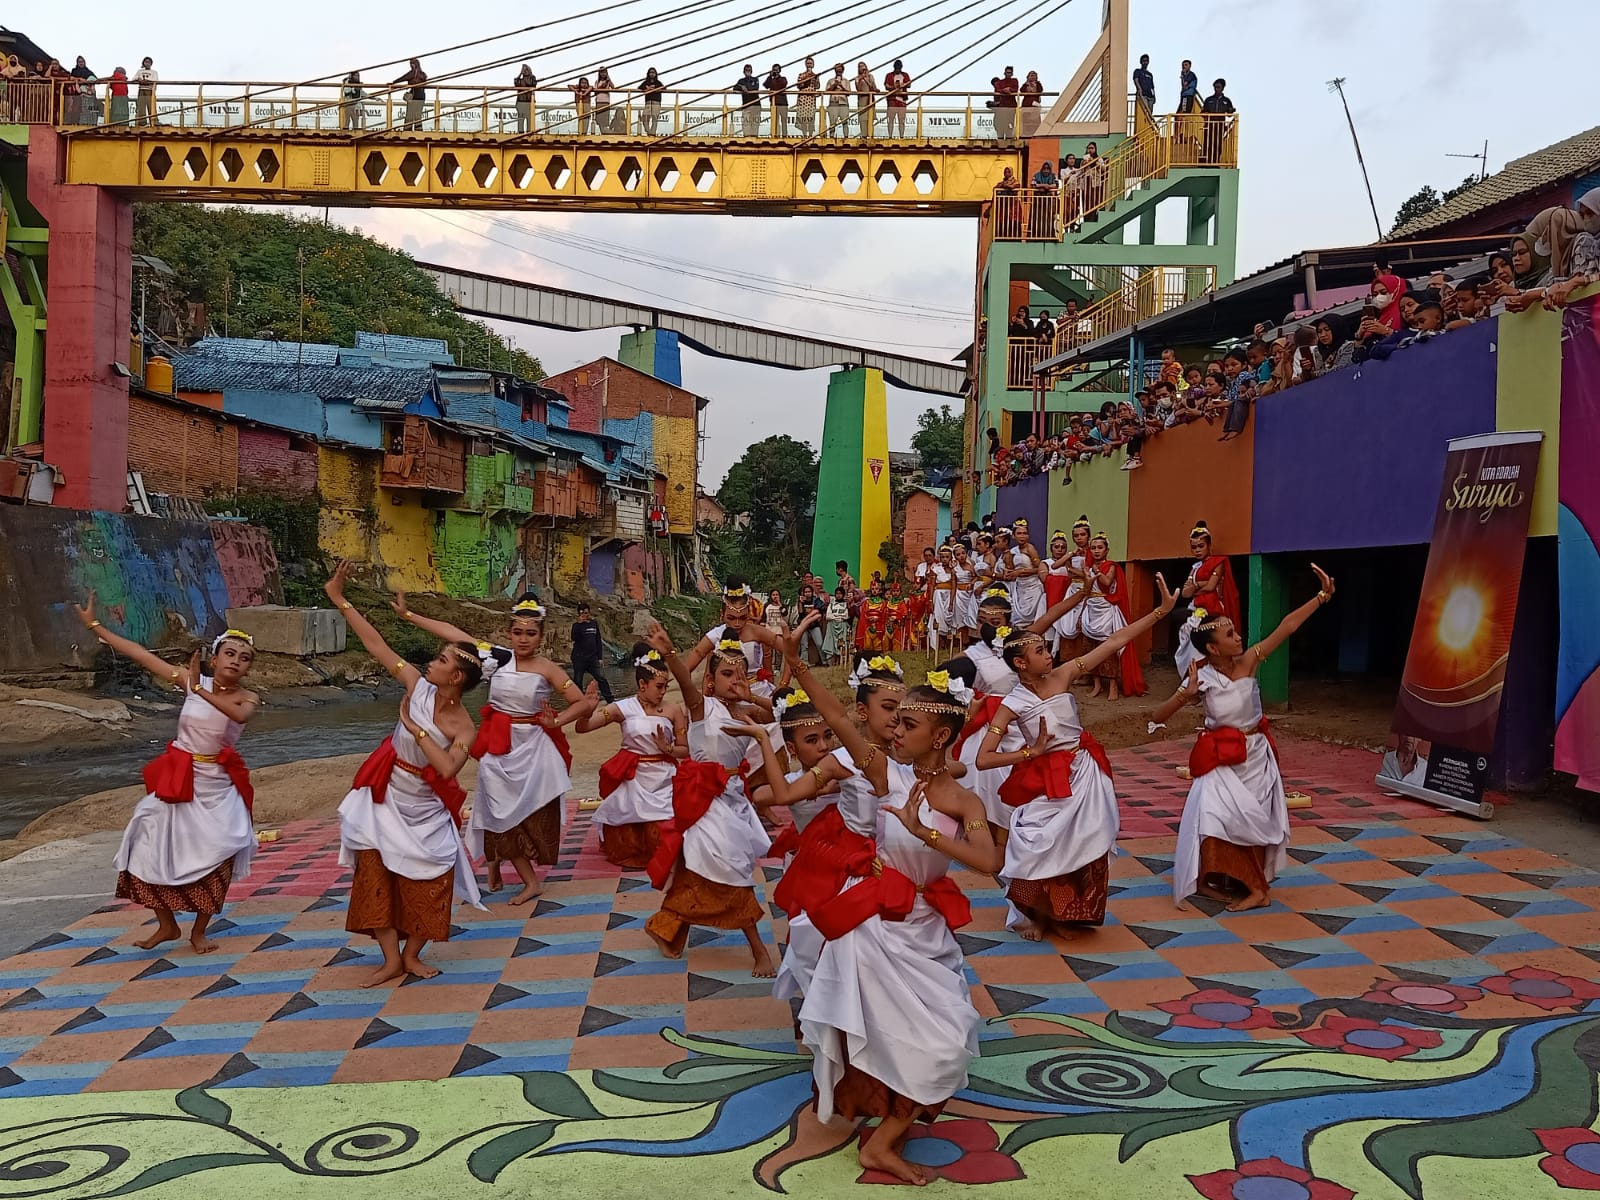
[218,147,245,183]
[653,156,680,192]
[873,160,901,195]
[435,152,462,188]
[363,151,389,187]
[145,146,173,181]
[580,155,607,190]
[182,147,209,183]
[912,159,938,196]
[837,158,863,195]
[398,151,425,187]
[471,153,498,189]
[508,154,535,189]
[544,154,571,190]
[690,157,717,193]
[254,149,280,184]
[618,156,643,192]
[800,158,826,195]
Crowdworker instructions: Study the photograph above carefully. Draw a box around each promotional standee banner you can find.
[1379,431,1544,814]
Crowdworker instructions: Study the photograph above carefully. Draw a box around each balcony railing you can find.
[1051,265,1218,361]
[30,79,1056,143]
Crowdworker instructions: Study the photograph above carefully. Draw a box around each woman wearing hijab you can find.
[1313,314,1356,372]
[1544,190,1600,308]
[1500,232,1555,313]
[1514,189,1600,310]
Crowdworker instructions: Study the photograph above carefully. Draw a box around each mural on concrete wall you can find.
[1555,295,1600,792]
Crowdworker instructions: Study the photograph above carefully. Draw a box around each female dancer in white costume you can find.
[1047,517,1094,660]
[977,575,1174,939]
[393,591,596,903]
[1153,564,1335,912]
[642,624,776,976]
[927,545,959,651]
[1079,531,1149,700]
[326,561,484,987]
[782,619,1001,1186]
[582,644,689,869]
[953,543,979,643]
[76,594,259,955]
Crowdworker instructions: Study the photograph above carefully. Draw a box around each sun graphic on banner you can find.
[1437,584,1487,652]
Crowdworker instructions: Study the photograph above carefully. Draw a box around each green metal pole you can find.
[1248,553,1290,707]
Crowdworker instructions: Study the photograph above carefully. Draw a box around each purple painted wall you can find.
[1252,320,1498,553]
[994,472,1049,537]
[586,544,618,595]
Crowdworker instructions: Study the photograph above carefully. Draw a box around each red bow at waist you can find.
[598,749,677,799]
[471,706,573,771]
[143,743,254,815]
[1189,718,1275,778]
[351,735,468,827]
[996,729,1113,808]
[810,859,971,939]
[646,759,748,889]
[953,693,1004,759]
[766,821,803,861]
[772,804,871,918]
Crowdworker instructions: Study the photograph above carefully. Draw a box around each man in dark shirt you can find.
[1132,54,1155,115]
[1201,77,1235,163]
[569,604,613,702]
[734,65,761,137]
[990,66,1019,142]
[764,64,789,137]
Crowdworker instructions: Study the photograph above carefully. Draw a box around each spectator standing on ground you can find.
[1201,77,1234,163]
[763,590,788,673]
[1019,69,1044,138]
[71,56,98,125]
[883,59,911,138]
[513,65,534,134]
[341,72,365,132]
[825,63,851,135]
[1132,54,1155,117]
[570,605,614,703]
[134,56,157,125]
[991,66,1019,141]
[640,68,665,135]
[394,58,426,130]
[764,64,789,137]
[853,61,878,138]
[734,64,761,136]
[794,58,819,136]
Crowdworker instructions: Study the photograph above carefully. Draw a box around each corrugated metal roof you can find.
[354,331,451,359]
[173,357,432,404]
[190,337,341,367]
[1391,124,1600,239]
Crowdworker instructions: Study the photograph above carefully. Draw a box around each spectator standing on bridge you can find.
[764,64,789,137]
[1201,77,1234,163]
[513,65,534,134]
[106,66,129,125]
[1177,59,1198,111]
[394,59,427,130]
[734,65,761,137]
[593,69,617,135]
[1019,69,1044,138]
[570,605,614,703]
[640,67,665,135]
[794,58,819,136]
[854,62,878,139]
[990,66,1019,141]
[1030,157,1059,238]
[341,72,365,132]
[572,76,592,134]
[71,57,99,125]
[134,56,157,126]
[1133,54,1155,117]
[825,64,851,136]
[883,60,911,138]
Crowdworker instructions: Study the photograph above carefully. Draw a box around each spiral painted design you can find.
[0,1143,129,1197]
[303,1123,420,1172]
[1024,1053,1166,1104]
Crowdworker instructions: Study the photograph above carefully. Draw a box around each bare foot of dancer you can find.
[859,1134,927,1186]
[189,933,219,954]
[1195,881,1234,902]
[750,945,777,978]
[361,959,408,988]
[134,912,181,950]
[485,860,505,893]
[508,882,543,907]
[1227,888,1271,912]
[1013,916,1044,942]
[646,926,684,959]
[400,955,441,980]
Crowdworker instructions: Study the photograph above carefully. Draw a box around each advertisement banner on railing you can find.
[1555,295,1600,793]
[1379,430,1544,815]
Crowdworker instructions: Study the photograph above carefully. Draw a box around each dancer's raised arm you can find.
[1066,572,1173,680]
[646,622,704,723]
[74,591,189,688]
[390,590,475,645]
[325,561,420,689]
[783,613,891,796]
[1245,564,1335,671]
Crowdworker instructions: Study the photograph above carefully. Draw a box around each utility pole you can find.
[1327,78,1384,241]
[1447,140,1489,183]
[295,246,306,388]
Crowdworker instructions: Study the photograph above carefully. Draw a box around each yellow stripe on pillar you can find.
[857,368,890,578]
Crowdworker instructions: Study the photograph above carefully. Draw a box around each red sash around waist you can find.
[1044,573,1070,606]
[598,749,677,799]
[470,706,573,771]
[1189,718,1275,778]
[996,729,1113,808]
[810,858,972,939]
[351,735,467,828]
[645,759,750,889]
[143,742,254,815]
[952,693,1004,759]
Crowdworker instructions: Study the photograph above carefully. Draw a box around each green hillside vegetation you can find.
[132,205,542,377]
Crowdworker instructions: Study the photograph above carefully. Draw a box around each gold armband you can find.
[88,619,104,629]
[415,729,430,742]
[338,602,353,611]
[810,764,828,786]
[858,746,879,771]
[988,724,1006,736]
[964,818,988,833]
[391,660,407,677]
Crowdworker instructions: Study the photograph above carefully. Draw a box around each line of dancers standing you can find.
[78,533,1335,1186]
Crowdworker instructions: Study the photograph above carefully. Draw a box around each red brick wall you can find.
[237,426,318,498]
[128,395,238,500]
[542,359,699,431]
[902,492,941,562]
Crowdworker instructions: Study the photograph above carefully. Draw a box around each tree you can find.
[910,404,964,473]
[1389,176,1480,235]
[716,435,818,559]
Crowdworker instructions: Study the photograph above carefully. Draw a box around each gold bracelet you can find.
[391,660,407,676]
[1317,590,1329,604]
[988,724,1006,736]
[416,729,430,742]
[169,669,182,683]
[925,827,942,847]
[88,619,103,629]
[810,764,828,786]
[1021,745,1032,759]
[1075,658,1087,672]
[338,602,353,611]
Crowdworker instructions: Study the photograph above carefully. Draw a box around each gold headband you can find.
[1191,524,1210,538]
[898,699,968,716]
[780,713,827,729]
[446,644,480,667]
[1004,630,1046,648]
[1013,518,1029,528]
[1073,516,1091,531]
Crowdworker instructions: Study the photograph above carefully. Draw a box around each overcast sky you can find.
[30,0,1589,488]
